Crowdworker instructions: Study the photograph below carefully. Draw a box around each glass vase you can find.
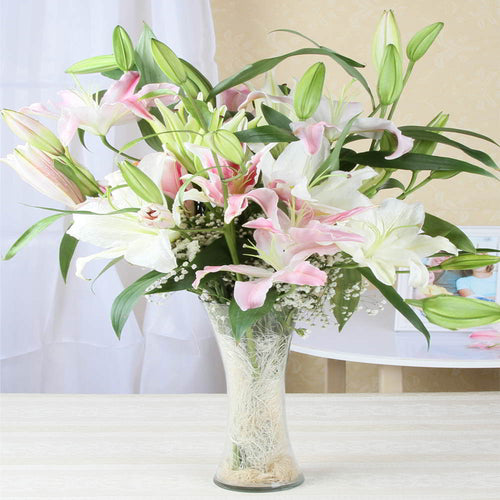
[204,302,304,492]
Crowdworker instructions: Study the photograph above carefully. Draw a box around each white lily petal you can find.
[75,247,125,280]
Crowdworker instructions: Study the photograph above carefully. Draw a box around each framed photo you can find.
[394,226,500,332]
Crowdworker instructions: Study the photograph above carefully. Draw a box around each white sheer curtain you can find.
[0,0,226,393]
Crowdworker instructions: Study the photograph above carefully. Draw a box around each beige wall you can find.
[211,0,500,392]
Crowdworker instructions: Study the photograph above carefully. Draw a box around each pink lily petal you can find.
[320,206,372,224]
[246,187,280,223]
[352,118,413,159]
[237,91,292,111]
[234,277,274,311]
[243,217,282,232]
[218,84,251,112]
[101,71,141,105]
[290,121,331,155]
[275,261,327,286]
[224,194,249,223]
[57,109,81,146]
[469,330,500,339]
[121,96,153,120]
[193,264,271,288]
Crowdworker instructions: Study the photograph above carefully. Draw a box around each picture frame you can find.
[394,226,500,332]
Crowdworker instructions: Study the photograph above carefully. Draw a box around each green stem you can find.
[387,61,415,121]
[245,327,259,373]
[100,136,140,161]
[398,175,432,199]
[364,169,393,198]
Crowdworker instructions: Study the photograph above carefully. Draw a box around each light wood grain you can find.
[1,393,499,498]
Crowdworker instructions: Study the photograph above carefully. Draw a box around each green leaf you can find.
[59,231,78,283]
[342,151,498,179]
[407,295,500,330]
[181,97,212,130]
[380,178,405,190]
[147,237,231,294]
[28,205,139,216]
[422,213,476,254]
[359,267,430,345]
[235,125,298,143]
[101,69,124,80]
[261,104,292,130]
[332,268,362,330]
[137,119,163,152]
[3,213,65,260]
[119,160,164,204]
[112,25,135,71]
[399,125,499,147]
[134,23,167,85]
[66,54,118,74]
[270,28,321,48]
[111,270,165,338]
[229,290,278,341]
[428,253,500,270]
[208,47,373,106]
[400,127,498,169]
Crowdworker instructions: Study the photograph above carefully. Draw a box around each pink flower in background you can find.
[468,329,500,350]
[218,84,251,111]
[185,143,276,223]
[23,72,179,145]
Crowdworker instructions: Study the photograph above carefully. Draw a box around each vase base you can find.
[213,473,304,493]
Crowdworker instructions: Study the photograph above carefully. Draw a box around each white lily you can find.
[336,198,458,287]
[68,163,179,279]
[259,140,377,212]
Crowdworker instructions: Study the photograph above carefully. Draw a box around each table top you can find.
[1,393,500,499]
[291,306,500,368]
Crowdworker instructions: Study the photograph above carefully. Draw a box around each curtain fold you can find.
[0,0,225,393]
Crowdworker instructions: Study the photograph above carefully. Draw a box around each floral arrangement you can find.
[2,13,500,344]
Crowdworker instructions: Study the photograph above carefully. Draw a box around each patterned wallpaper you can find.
[211,0,500,392]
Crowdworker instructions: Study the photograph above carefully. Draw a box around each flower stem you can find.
[100,136,140,162]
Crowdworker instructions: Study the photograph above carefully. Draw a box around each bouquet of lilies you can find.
[2,12,500,342]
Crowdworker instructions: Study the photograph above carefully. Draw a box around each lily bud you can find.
[407,295,500,330]
[377,44,403,105]
[1,109,64,156]
[429,253,500,271]
[1,144,84,206]
[372,10,402,71]
[413,112,449,155]
[112,25,135,71]
[293,62,326,120]
[205,130,245,165]
[151,38,187,86]
[407,22,444,62]
[119,160,164,205]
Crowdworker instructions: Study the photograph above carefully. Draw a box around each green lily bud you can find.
[293,62,326,120]
[119,160,164,205]
[205,130,245,165]
[407,22,444,62]
[377,44,403,105]
[65,54,118,74]
[407,295,500,330]
[112,25,135,71]
[412,112,449,155]
[372,10,402,71]
[151,38,187,86]
[429,253,500,271]
[1,109,64,156]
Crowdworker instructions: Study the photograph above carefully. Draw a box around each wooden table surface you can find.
[1,393,499,499]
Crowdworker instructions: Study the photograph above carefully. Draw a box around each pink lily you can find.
[23,72,179,145]
[218,84,252,112]
[290,99,413,158]
[185,143,276,223]
[193,201,365,310]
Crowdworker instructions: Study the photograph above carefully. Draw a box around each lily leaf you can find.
[229,290,278,341]
[111,270,165,338]
[332,268,362,331]
[134,23,168,85]
[359,267,430,345]
[235,125,298,143]
[422,213,476,254]
[399,125,499,147]
[59,231,78,283]
[400,127,498,169]
[3,213,65,260]
[261,104,292,130]
[342,151,498,179]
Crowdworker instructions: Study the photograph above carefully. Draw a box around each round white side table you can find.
[291,306,500,393]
